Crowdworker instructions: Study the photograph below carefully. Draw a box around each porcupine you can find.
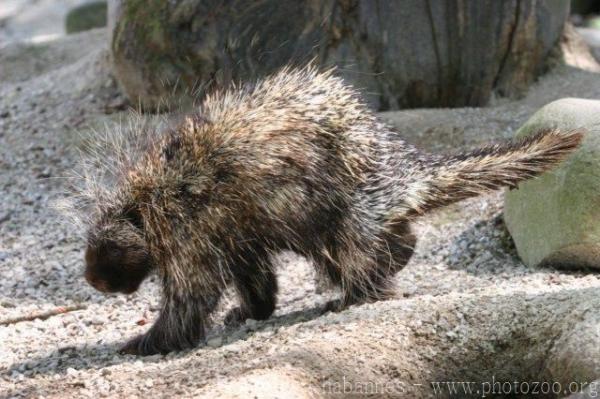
[79,66,583,355]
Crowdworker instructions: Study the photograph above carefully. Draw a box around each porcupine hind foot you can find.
[320,221,417,313]
[224,250,278,327]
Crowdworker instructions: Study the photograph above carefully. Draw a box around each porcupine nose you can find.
[84,246,106,292]
[84,270,109,292]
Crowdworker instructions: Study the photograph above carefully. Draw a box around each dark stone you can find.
[66,1,108,34]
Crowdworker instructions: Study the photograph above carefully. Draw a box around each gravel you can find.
[2,18,600,399]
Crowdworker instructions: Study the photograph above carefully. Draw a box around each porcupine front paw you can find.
[119,334,148,356]
[119,333,172,356]
[119,333,164,356]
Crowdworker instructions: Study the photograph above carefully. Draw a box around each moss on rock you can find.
[65,1,107,34]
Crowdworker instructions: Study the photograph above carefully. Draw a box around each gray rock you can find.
[206,336,222,348]
[504,98,600,269]
[108,0,568,111]
[545,310,600,392]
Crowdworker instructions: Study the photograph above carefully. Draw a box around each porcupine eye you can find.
[123,207,143,230]
[162,136,182,162]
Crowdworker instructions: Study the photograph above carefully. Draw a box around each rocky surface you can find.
[505,98,600,270]
[2,24,600,399]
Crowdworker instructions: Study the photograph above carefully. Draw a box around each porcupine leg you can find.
[321,222,416,312]
[311,243,375,312]
[224,251,278,326]
[370,221,416,296]
[120,284,223,356]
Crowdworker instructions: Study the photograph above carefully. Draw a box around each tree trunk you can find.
[109,0,570,111]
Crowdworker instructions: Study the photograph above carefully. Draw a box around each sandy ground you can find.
[2,12,600,399]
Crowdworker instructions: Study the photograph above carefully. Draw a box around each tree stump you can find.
[109,0,569,111]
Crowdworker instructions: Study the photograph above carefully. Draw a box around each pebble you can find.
[206,336,222,348]
[1,298,16,307]
[245,319,258,329]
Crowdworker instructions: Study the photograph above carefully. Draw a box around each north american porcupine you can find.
[76,66,583,355]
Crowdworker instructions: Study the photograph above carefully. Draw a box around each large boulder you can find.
[504,98,600,269]
[108,0,569,111]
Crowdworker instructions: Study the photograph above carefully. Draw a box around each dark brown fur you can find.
[80,67,583,355]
